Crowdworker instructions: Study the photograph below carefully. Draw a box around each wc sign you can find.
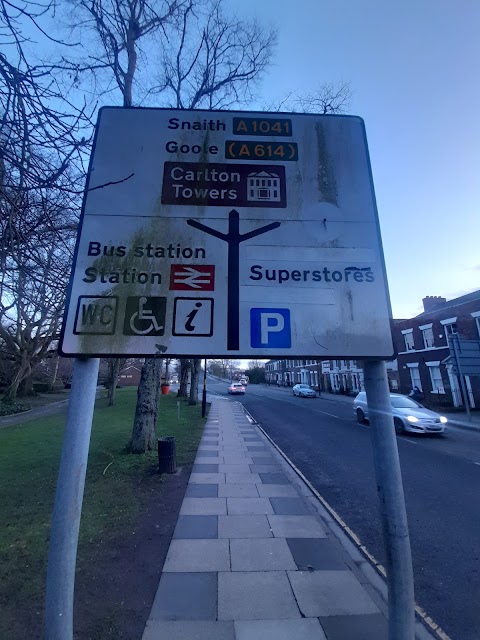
[250,308,291,348]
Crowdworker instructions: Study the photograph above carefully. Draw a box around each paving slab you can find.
[257,484,298,497]
[223,456,254,464]
[268,515,327,538]
[143,621,235,640]
[218,571,301,620]
[189,473,225,484]
[218,484,260,498]
[227,497,274,515]
[319,614,388,640]
[218,464,252,473]
[249,464,282,473]
[247,446,268,452]
[163,539,230,572]
[225,472,261,484]
[196,451,222,458]
[286,538,349,571]
[180,497,227,515]
[218,515,273,538]
[192,463,219,473]
[230,538,297,571]
[173,516,218,539]
[234,619,327,640]
[149,572,217,620]
[251,456,276,464]
[288,571,380,616]
[270,497,310,515]
[185,484,218,498]
[259,472,290,484]
[194,456,223,464]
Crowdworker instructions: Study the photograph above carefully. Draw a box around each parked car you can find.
[353,392,448,435]
[228,382,245,395]
[293,384,316,398]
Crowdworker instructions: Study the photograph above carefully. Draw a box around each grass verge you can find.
[0,388,206,638]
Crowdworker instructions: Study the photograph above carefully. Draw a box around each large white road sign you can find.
[59,107,394,358]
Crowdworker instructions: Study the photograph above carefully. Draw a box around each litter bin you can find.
[158,436,177,474]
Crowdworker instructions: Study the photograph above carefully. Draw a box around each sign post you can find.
[45,357,100,640]
[363,360,415,639]
[53,107,413,639]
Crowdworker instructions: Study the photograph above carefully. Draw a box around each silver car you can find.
[293,384,316,398]
[353,392,447,435]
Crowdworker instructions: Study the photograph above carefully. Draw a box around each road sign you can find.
[444,336,480,376]
[59,107,394,358]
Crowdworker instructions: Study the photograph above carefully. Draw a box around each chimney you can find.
[422,296,446,312]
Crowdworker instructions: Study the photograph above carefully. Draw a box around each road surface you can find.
[207,377,480,640]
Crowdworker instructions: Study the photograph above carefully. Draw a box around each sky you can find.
[227,0,480,318]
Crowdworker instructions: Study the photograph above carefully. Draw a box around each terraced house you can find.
[393,290,480,409]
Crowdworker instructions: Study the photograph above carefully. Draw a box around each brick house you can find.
[265,359,399,395]
[393,291,480,409]
[118,364,142,387]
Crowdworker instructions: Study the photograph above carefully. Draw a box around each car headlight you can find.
[440,416,448,424]
[406,415,419,423]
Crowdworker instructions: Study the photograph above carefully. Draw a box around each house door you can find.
[447,367,462,407]
[465,376,475,408]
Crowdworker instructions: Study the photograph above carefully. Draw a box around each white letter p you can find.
[260,312,285,345]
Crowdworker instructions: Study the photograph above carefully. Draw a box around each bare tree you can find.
[188,358,201,405]
[265,82,353,115]
[67,0,187,107]
[154,0,276,109]
[130,357,162,452]
[0,219,75,400]
[0,0,95,400]
[177,358,190,397]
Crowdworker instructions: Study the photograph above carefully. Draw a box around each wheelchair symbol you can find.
[123,296,166,336]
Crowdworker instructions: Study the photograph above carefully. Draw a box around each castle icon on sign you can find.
[246,171,281,203]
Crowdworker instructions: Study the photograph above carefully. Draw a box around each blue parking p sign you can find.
[250,308,291,348]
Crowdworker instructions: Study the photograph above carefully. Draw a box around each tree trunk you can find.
[49,356,60,391]
[177,359,190,397]
[4,360,32,401]
[18,372,35,397]
[130,357,162,453]
[108,358,121,406]
[189,358,201,405]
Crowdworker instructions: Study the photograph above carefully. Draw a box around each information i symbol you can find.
[185,302,202,332]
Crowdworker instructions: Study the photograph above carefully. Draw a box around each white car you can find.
[353,392,447,435]
[228,383,245,395]
[293,384,316,398]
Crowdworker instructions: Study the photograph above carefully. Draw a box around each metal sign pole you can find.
[450,335,471,420]
[45,357,100,640]
[363,360,415,640]
[202,358,207,418]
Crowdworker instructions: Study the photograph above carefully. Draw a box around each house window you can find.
[402,330,414,351]
[421,326,434,349]
[445,323,458,336]
[427,364,445,394]
[408,365,422,391]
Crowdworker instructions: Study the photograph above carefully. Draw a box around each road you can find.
[208,377,480,640]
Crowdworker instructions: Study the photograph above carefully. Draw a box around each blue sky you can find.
[228,0,480,318]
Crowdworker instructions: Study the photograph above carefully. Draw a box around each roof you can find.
[414,289,480,319]
[247,171,280,178]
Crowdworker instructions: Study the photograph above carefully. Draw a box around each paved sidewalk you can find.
[142,400,403,640]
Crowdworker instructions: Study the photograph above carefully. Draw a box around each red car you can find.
[228,383,245,395]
